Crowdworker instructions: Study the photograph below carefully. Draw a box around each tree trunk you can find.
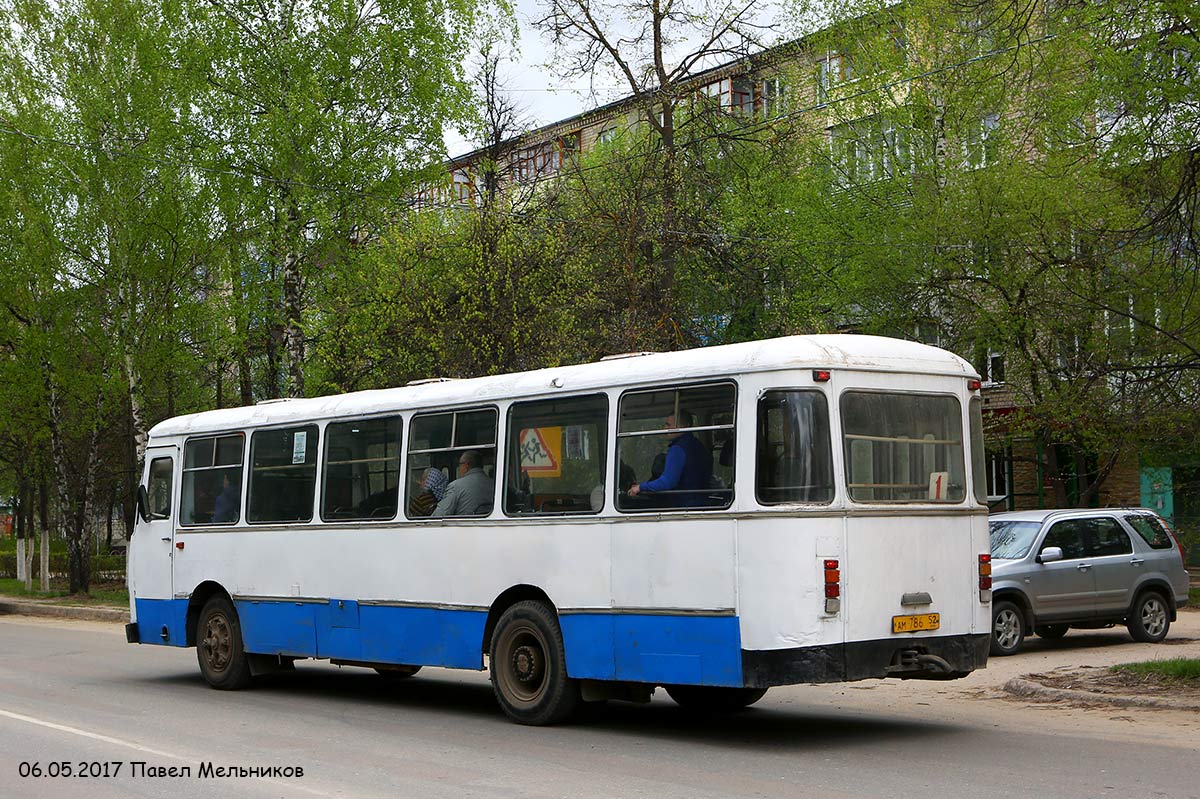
[282,202,305,398]
[39,477,50,593]
[15,485,26,587]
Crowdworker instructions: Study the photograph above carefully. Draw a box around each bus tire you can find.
[196,596,253,690]
[665,685,768,711]
[489,600,580,725]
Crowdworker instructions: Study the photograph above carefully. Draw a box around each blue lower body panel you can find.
[133,598,190,647]
[135,596,744,687]
[561,613,743,686]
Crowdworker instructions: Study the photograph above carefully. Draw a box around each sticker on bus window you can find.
[928,471,950,500]
[293,431,307,464]
[519,427,562,478]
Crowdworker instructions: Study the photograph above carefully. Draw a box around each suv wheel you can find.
[1127,591,1170,643]
[990,600,1025,656]
[1035,624,1069,640]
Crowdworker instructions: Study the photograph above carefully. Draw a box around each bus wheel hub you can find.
[513,646,541,683]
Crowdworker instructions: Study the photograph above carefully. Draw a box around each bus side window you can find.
[504,394,608,516]
[616,382,736,512]
[406,408,498,518]
[248,425,319,523]
[181,434,244,526]
[321,416,401,521]
[147,457,173,519]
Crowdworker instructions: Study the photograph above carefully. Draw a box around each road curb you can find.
[0,599,126,623]
[1002,677,1200,712]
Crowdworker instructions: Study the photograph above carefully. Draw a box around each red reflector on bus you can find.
[968,379,982,391]
[813,370,831,382]
[979,576,992,590]
[824,569,840,583]
[823,559,839,570]
[824,584,840,598]
[978,553,991,563]
[175,542,184,550]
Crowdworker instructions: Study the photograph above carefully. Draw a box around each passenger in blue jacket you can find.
[628,411,713,508]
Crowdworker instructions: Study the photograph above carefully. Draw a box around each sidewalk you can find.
[0,597,127,623]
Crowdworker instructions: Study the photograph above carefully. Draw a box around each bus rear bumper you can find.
[741,633,989,687]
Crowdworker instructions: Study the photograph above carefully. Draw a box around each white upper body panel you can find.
[149,335,975,439]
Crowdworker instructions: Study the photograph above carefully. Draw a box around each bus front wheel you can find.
[665,685,768,711]
[196,596,252,690]
[489,601,580,725]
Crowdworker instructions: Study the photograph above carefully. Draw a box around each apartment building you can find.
[419,7,1198,553]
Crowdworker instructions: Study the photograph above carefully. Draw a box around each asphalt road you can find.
[1,613,1197,799]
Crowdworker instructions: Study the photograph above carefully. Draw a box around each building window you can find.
[451,169,475,205]
[980,351,1005,384]
[757,78,783,116]
[964,112,1001,168]
[986,447,1011,506]
[513,132,581,182]
[597,126,618,144]
[817,53,852,99]
[830,114,908,185]
[701,77,755,115]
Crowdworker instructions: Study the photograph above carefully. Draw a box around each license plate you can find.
[892,613,940,633]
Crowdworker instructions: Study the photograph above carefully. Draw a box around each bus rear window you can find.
[841,392,965,503]
[756,390,833,504]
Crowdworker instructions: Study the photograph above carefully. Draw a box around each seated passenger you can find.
[409,467,448,517]
[433,450,495,517]
[627,410,713,508]
[212,474,240,523]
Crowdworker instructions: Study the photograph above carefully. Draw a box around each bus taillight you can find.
[978,554,992,602]
[824,559,841,614]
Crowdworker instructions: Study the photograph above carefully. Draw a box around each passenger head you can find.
[458,450,482,475]
[666,409,695,430]
[422,467,448,500]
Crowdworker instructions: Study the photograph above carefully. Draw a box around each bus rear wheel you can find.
[489,600,580,725]
[196,596,252,690]
[665,685,768,711]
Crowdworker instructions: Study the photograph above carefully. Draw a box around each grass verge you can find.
[1111,658,1200,682]
[0,577,128,606]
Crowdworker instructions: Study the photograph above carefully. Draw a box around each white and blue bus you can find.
[127,335,993,724]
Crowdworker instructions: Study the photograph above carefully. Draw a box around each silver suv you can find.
[988,509,1190,656]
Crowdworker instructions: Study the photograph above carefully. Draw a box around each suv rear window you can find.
[1125,515,1174,549]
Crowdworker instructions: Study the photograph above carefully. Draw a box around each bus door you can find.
[130,445,178,601]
